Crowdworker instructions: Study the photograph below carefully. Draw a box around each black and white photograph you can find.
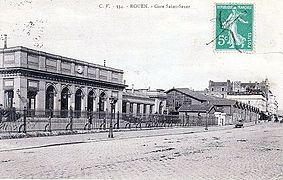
[0,0,283,179]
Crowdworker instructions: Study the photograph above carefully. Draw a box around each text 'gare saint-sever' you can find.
[0,46,126,116]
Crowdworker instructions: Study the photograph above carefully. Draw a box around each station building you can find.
[122,88,166,115]
[0,46,126,116]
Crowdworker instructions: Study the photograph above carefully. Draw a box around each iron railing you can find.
[0,108,218,133]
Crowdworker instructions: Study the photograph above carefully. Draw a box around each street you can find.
[0,122,282,179]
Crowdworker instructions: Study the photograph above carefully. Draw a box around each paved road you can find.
[0,122,282,179]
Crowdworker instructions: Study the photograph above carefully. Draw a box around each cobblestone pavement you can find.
[0,122,282,179]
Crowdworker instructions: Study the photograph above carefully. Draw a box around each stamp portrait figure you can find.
[222,6,248,48]
[215,4,254,51]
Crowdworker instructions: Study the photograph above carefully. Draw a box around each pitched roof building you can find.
[178,103,216,113]
[165,88,260,124]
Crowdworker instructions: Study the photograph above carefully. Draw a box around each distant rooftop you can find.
[209,80,231,86]
[166,88,236,106]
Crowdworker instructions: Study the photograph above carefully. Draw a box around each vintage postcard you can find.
[0,0,282,179]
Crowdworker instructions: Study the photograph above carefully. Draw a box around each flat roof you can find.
[0,46,123,73]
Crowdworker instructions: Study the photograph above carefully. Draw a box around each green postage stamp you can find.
[215,4,254,52]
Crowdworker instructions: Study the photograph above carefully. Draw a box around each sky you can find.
[0,0,283,109]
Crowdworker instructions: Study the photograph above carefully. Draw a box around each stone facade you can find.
[227,92,267,113]
[208,80,233,98]
[208,79,276,115]
[122,91,155,115]
[0,46,126,115]
[267,90,278,115]
[122,89,166,115]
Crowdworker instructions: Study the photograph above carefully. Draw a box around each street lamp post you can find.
[108,96,117,138]
[205,113,208,130]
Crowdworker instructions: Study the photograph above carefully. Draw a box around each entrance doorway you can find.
[99,91,106,112]
[98,91,106,119]
[75,89,82,117]
[46,86,55,117]
[61,87,69,117]
[87,91,95,112]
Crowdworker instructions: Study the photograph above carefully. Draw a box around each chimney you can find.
[131,84,134,93]
[103,60,106,67]
[123,80,126,85]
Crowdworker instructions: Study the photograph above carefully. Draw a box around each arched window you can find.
[99,91,106,112]
[75,89,82,117]
[87,91,95,112]
[46,86,55,111]
[61,87,69,118]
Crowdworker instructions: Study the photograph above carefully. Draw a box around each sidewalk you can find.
[0,121,257,152]
[1,121,281,179]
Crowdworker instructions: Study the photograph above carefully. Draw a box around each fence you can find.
[0,108,218,133]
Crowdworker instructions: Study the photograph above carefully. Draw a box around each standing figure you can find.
[222,6,248,48]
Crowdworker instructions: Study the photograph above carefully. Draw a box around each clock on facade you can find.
[77,65,83,74]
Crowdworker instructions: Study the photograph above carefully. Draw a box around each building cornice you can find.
[0,67,126,90]
[123,94,155,102]
[0,46,123,73]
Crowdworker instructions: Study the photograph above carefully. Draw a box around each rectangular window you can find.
[61,61,71,73]
[27,91,37,116]
[112,72,119,82]
[4,53,15,65]
[99,70,108,80]
[27,53,39,67]
[4,79,14,88]
[46,58,57,71]
[4,90,14,108]
[28,80,39,92]
[88,68,96,78]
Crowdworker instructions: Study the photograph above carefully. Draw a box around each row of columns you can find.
[1,77,123,113]
[125,102,153,115]
[232,106,259,122]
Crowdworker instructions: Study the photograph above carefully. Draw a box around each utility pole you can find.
[108,96,117,138]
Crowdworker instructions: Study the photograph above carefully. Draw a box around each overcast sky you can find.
[0,0,283,109]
